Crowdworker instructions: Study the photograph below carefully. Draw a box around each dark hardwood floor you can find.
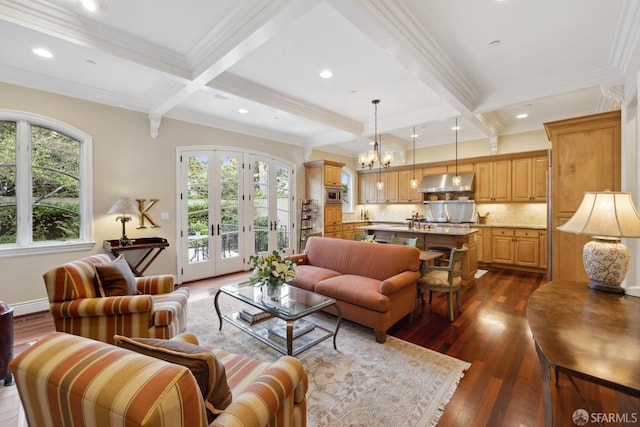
[10,268,640,426]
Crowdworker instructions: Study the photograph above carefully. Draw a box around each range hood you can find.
[418,172,475,193]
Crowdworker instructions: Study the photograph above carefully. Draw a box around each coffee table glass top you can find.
[220,281,335,320]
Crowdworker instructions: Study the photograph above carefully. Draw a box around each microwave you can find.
[325,187,342,204]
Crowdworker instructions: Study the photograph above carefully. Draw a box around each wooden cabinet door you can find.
[398,169,421,202]
[380,170,398,203]
[358,173,376,204]
[511,158,532,202]
[324,205,342,226]
[492,235,515,264]
[475,162,493,202]
[324,164,342,187]
[514,230,539,267]
[531,156,548,201]
[539,231,548,270]
[492,160,512,202]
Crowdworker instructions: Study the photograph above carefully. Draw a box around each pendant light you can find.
[360,99,393,171]
[410,127,418,189]
[372,99,385,190]
[452,117,462,186]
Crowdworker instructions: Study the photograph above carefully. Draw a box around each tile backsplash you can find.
[345,202,547,227]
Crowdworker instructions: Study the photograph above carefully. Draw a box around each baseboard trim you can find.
[11,298,49,316]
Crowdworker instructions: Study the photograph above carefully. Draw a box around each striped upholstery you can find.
[43,254,189,344]
[10,332,308,427]
[10,332,208,427]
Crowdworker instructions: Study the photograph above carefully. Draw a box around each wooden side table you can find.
[104,237,169,276]
[527,280,640,426]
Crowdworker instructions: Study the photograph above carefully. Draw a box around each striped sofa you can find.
[43,254,189,344]
[10,332,308,427]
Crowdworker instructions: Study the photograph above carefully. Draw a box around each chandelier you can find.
[359,99,393,169]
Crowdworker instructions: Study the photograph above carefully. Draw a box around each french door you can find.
[178,149,245,283]
[177,149,295,284]
[249,155,294,257]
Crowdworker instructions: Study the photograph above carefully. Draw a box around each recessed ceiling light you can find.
[320,70,333,79]
[32,48,53,58]
[516,113,528,119]
[81,0,99,12]
[238,108,248,114]
[451,126,461,131]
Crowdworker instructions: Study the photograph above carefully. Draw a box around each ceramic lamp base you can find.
[583,238,629,294]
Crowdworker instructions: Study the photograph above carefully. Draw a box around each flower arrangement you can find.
[362,238,377,243]
[249,249,296,287]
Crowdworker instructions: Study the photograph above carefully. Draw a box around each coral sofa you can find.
[10,332,307,427]
[289,236,421,343]
[43,254,189,344]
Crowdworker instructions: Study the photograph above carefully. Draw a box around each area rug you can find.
[186,293,471,427]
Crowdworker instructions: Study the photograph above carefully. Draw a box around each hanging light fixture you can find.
[410,127,418,189]
[360,99,393,170]
[452,117,462,186]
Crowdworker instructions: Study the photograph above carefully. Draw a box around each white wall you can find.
[0,83,305,314]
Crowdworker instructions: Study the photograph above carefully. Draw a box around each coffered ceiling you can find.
[0,0,637,161]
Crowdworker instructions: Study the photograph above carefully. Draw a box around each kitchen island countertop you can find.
[358,224,478,236]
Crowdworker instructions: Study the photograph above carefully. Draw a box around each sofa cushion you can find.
[305,237,420,280]
[114,335,232,420]
[290,265,341,291]
[95,255,138,297]
[314,274,391,313]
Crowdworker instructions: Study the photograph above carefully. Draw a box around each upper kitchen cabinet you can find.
[324,162,343,187]
[358,170,398,203]
[475,160,511,202]
[378,170,398,203]
[545,111,621,283]
[358,172,377,204]
[398,168,423,203]
[511,156,548,202]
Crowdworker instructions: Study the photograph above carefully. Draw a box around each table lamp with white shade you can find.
[107,196,140,247]
[557,191,640,294]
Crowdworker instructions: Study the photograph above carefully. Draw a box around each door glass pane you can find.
[253,160,269,253]
[0,121,16,244]
[219,154,240,259]
[31,125,80,242]
[187,155,209,263]
[276,164,291,250]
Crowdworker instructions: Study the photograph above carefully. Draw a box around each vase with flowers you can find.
[249,249,296,301]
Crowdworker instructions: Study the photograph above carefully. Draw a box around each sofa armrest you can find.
[49,295,153,318]
[136,274,175,294]
[379,270,421,296]
[287,254,309,265]
[210,356,307,427]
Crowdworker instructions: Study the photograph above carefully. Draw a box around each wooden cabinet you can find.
[545,111,620,282]
[378,170,398,203]
[324,163,342,187]
[476,228,493,263]
[323,204,342,238]
[304,160,345,238]
[475,160,511,202]
[512,156,548,202]
[539,231,548,270]
[398,169,422,203]
[447,163,474,174]
[358,173,377,204]
[342,222,367,240]
[491,228,540,268]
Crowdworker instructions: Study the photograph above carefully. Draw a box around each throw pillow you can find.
[113,335,232,420]
[94,255,137,297]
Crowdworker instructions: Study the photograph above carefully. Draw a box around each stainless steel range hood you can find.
[418,172,475,193]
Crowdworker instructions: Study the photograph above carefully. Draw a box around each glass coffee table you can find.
[214,281,341,356]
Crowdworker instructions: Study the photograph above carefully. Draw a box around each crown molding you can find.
[609,0,640,74]
[0,0,190,79]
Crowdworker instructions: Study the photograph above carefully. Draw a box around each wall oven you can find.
[325,187,342,204]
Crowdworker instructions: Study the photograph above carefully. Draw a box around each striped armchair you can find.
[43,254,189,344]
[10,332,308,427]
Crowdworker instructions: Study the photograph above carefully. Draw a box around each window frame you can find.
[0,109,94,257]
[341,167,354,214]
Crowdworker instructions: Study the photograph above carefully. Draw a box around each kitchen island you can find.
[359,224,478,282]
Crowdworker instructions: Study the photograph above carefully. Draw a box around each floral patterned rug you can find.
[187,292,470,427]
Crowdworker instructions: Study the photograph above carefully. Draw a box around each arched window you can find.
[341,167,354,213]
[0,110,93,256]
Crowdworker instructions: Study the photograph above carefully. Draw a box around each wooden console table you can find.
[103,237,169,276]
[527,280,640,426]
